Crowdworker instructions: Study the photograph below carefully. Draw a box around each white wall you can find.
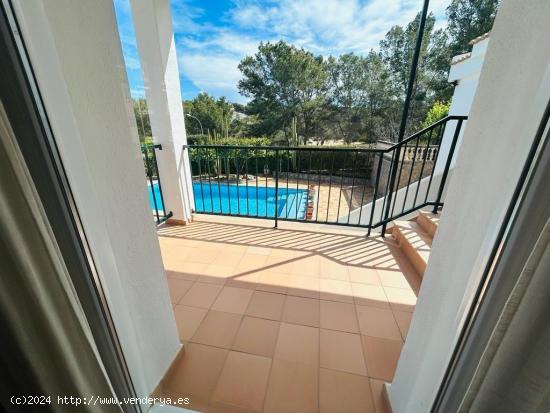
[436,37,488,174]
[12,0,180,399]
[389,0,550,411]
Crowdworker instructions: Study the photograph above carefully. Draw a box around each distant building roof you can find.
[468,31,490,45]
[451,52,472,65]
[450,32,490,66]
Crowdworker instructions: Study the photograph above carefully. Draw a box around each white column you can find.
[11,0,180,397]
[388,0,550,411]
[130,0,194,223]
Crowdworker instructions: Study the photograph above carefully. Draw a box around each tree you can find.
[238,41,328,143]
[184,92,234,140]
[133,98,151,142]
[421,101,450,129]
[379,12,452,138]
[325,52,396,143]
[447,0,500,55]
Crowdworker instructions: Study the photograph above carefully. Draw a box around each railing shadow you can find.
[158,219,421,295]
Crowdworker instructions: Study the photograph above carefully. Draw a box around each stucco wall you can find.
[12,0,180,398]
[389,0,550,411]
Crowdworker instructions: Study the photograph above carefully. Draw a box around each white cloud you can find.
[179,54,247,103]
[173,0,452,102]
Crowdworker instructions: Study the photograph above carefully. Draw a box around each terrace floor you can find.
[155,215,421,413]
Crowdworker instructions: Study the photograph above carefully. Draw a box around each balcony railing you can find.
[186,115,466,236]
[141,143,172,224]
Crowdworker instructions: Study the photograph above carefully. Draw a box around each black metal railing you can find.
[186,115,466,235]
[141,143,172,224]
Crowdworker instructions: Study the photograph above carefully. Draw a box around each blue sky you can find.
[114,0,449,104]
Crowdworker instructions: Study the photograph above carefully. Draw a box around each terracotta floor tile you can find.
[186,248,221,264]
[319,258,349,281]
[208,402,257,413]
[236,253,268,271]
[225,271,259,290]
[160,219,422,412]
[263,359,318,413]
[274,323,319,366]
[245,291,286,321]
[282,296,320,327]
[180,282,223,309]
[320,368,375,413]
[162,255,193,273]
[256,272,290,294]
[287,274,319,299]
[351,283,390,309]
[320,300,359,333]
[319,279,354,303]
[190,310,242,349]
[348,266,381,286]
[212,252,245,267]
[291,255,320,277]
[320,329,367,376]
[232,316,280,357]
[355,305,402,341]
[162,343,228,401]
[383,286,417,312]
[268,248,296,258]
[370,378,392,413]
[213,351,271,412]
[361,336,402,381]
[211,286,254,314]
[246,246,272,255]
[266,257,295,274]
[376,269,412,290]
[165,267,201,282]
[173,305,208,341]
[167,278,194,305]
[199,264,235,285]
[393,310,413,340]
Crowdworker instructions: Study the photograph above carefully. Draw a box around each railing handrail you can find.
[378,115,468,151]
[141,143,162,149]
[183,115,467,234]
[184,144,379,153]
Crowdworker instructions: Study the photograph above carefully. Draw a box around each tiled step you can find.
[390,220,432,276]
[416,210,439,239]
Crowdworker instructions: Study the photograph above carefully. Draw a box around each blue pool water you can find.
[148,181,164,212]
[193,182,308,219]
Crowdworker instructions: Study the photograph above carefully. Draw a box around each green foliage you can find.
[325,51,397,143]
[184,93,233,139]
[379,12,453,137]
[189,136,272,178]
[447,0,500,55]
[134,98,151,142]
[238,41,328,142]
[134,2,499,147]
[421,101,450,129]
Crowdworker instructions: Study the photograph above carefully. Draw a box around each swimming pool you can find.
[148,181,164,212]
[193,182,308,219]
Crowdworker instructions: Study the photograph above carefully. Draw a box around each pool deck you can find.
[155,215,420,412]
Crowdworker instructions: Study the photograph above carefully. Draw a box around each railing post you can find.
[151,144,172,221]
[274,148,280,228]
[432,119,463,213]
[382,0,430,237]
[367,151,384,236]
